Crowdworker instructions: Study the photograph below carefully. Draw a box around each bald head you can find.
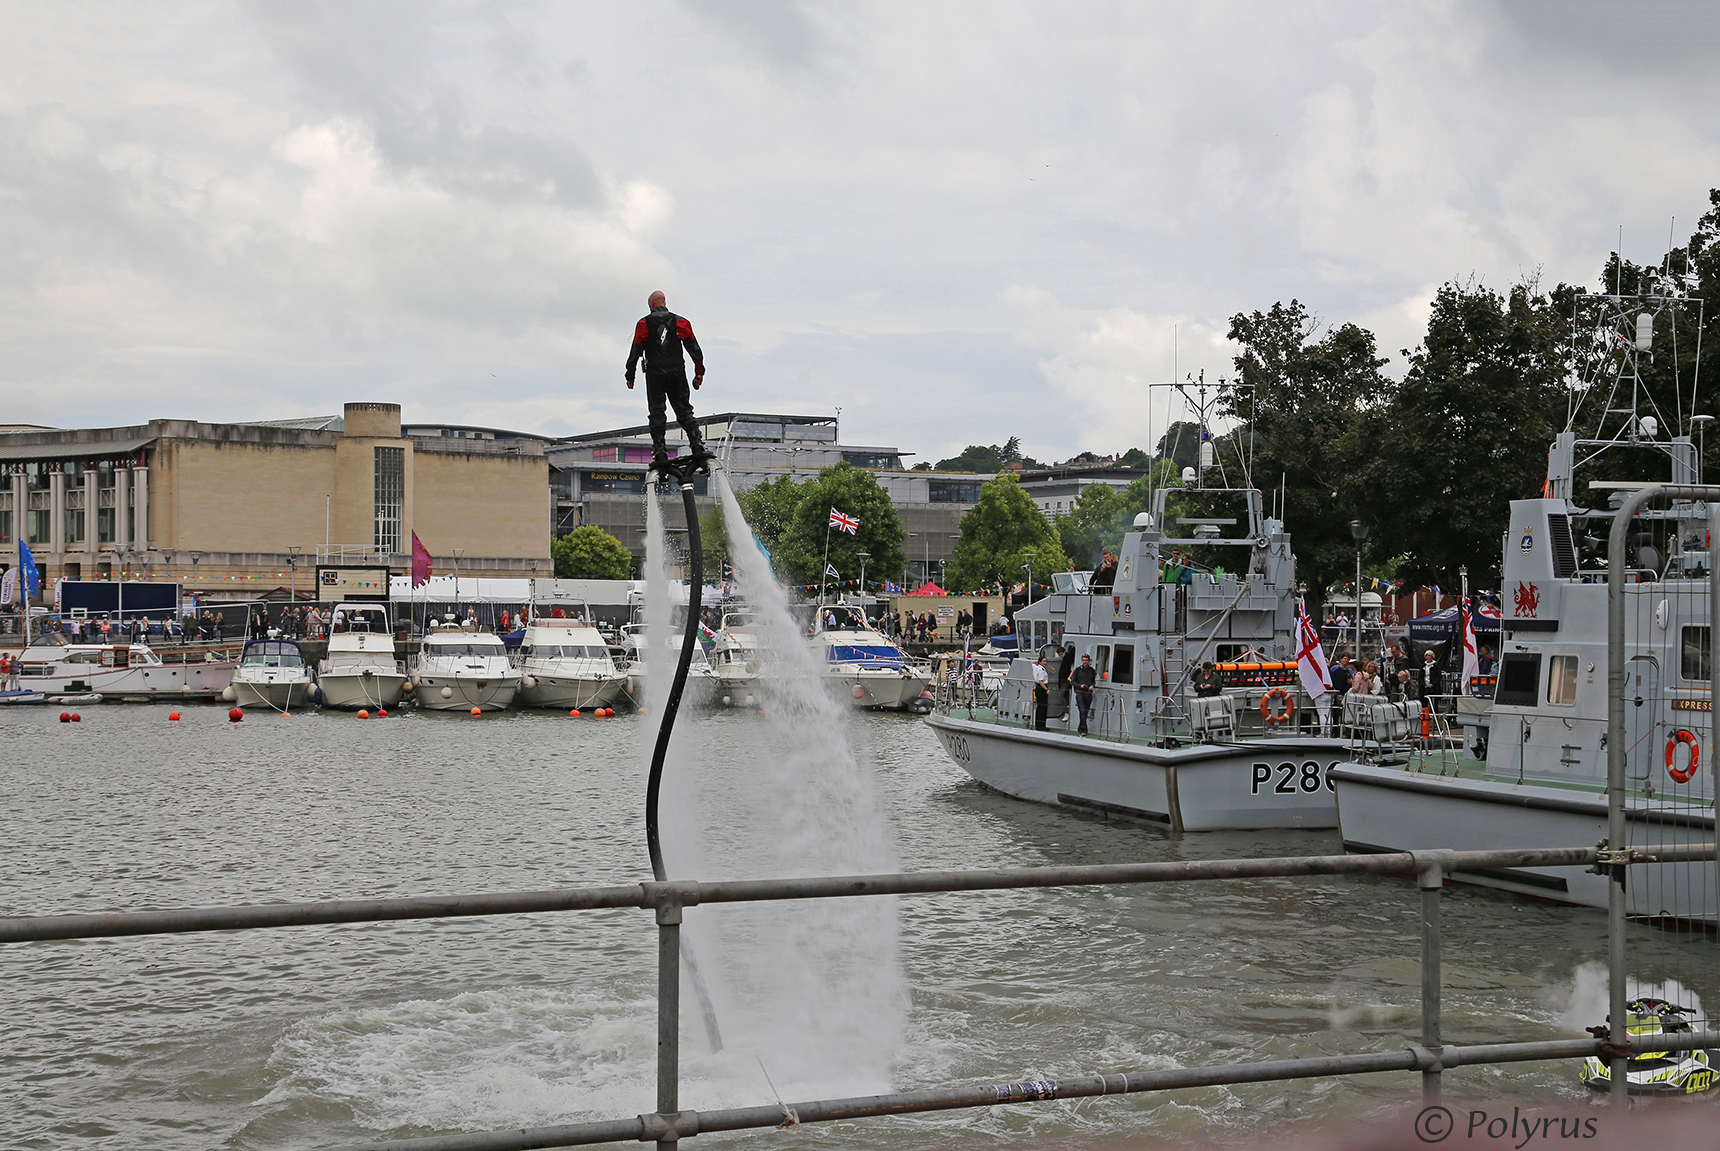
[648,290,666,309]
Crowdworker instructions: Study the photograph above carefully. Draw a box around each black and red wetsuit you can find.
[626,306,706,458]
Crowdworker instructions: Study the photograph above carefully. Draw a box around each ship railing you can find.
[0,844,1709,1151]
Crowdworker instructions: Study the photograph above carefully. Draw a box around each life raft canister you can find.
[1667,729,1700,784]
[1260,687,1295,725]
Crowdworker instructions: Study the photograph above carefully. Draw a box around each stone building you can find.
[1,402,551,604]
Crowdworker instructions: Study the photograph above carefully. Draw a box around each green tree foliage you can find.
[1360,278,1570,586]
[702,475,809,576]
[948,473,1070,593]
[1055,483,1125,570]
[1225,300,1388,607]
[1153,421,1204,471]
[552,525,633,579]
[934,435,1043,472]
[1117,447,1152,467]
[771,463,906,588]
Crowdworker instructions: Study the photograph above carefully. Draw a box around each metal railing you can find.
[2,843,1707,1151]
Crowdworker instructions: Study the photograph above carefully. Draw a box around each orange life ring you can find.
[1667,730,1700,783]
[1260,687,1295,726]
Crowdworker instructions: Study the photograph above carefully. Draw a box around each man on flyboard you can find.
[625,290,710,472]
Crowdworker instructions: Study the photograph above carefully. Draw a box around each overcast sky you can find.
[4,1,1719,464]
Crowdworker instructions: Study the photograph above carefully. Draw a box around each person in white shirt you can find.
[1032,655,1050,731]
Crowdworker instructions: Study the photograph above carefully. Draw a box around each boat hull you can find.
[828,669,930,709]
[926,711,1350,831]
[17,662,235,700]
[517,674,627,709]
[231,677,315,710]
[317,670,407,710]
[1332,761,1717,919]
[412,672,520,711]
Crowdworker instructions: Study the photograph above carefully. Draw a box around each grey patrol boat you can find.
[926,479,1377,831]
[1332,292,1717,919]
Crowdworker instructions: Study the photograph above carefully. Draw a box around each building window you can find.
[374,446,404,554]
[843,452,897,469]
[29,508,50,544]
[928,479,984,503]
[0,506,11,544]
[65,502,84,544]
[592,447,618,462]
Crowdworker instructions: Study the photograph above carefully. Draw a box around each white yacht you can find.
[228,636,316,711]
[410,619,520,712]
[14,635,236,701]
[709,607,767,708]
[316,603,406,710]
[515,614,628,710]
[808,602,930,709]
[619,622,721,708]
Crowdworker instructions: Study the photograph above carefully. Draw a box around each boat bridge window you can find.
[1495,652,1542,707]
[1546,655,1578,705]
[1681,626,1710,681]
[1052,571,1091,594]
[241,643,304,668]
[433,642,506,656]
[1113,644,1135,685]
[531,645,608,658]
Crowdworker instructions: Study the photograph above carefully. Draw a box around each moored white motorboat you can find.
[709,607,767,708]
[13,635,236,700]
[515,614,628,710]
[410,621,520,711]
[619,622,720,708]
[316,603,407,710]
[228,637,316,711]
[807,602,929,709]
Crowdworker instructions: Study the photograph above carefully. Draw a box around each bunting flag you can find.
[825,563,840,579]
[411,531,433,588]
[829,508,859,534]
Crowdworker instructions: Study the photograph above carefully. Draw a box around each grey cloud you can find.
[679,0,828,70]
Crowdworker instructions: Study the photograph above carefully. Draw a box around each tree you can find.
[1225,300,1388,609]
[934,435,1044,472]
[1056,482,1125,570]
[703,475,808,577]
[1153,421,1203,471]
[1117,447,1152,467]
[1361,278,1570,587]
[947,473,1070,593]
[553,526,633,579]
[771,463,906,588]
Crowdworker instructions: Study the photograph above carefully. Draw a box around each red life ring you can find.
[1260,688,1295,726]
[1667,730,1700,783]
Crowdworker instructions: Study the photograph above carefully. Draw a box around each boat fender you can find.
[221,686,236,702]
[522,675,537,690]
[1260,688,1295,726]
[1667,729,1700,783]
[440,686,453,699]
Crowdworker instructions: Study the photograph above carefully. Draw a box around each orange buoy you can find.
[377,708,388,717]
[59,711,71,723]
[228,707,243,721]
[70,713,82,722]
[469,706,482,716]
[168,711,181,721]
[570,708,581,717]
[357,709,370,719]
[637,706,647,714]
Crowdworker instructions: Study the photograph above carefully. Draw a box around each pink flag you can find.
[411,531,432,588]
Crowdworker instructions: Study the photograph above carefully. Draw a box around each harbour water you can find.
[3,703,1713,1149]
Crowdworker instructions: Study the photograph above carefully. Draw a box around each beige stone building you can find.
[1,402,552,603]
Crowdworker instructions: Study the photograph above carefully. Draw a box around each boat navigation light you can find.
[1636,312,1655,352]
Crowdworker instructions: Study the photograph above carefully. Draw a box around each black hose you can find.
[645,465,724,1052]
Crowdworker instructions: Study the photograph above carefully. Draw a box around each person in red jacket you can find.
[625,290,708,465]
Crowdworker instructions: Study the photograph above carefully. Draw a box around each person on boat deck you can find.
[1349,661,1375,696]
[1031,655,1050,731]
[1477,645,1495,675]
[624,290,708,465]
[1090,551,1117,591]
[1391,668,1420,704]
[1422,649,1442,697]
[1330,653,1353,700]
[1054,643,1076,718]
[1194,661,1224,697]
[1071,653,1097,735]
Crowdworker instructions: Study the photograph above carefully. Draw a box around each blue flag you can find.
[19,540,41,597]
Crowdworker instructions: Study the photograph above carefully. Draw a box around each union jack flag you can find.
[829,508,859,534]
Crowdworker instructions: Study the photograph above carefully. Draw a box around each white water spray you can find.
[640,470,905,1097]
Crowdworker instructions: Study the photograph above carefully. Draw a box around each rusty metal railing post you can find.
[1417,858,1444,1101]
[655,894,682,1149]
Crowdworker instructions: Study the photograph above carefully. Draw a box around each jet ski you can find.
[1581,998,1720,1096]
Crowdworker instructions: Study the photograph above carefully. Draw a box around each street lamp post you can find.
[287,545,301,603]
[1022,549,1037,610]
[906,533,918,587]
[1459,564,1469,603]
[1350,520,1368,662]
[858,551,870,596]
